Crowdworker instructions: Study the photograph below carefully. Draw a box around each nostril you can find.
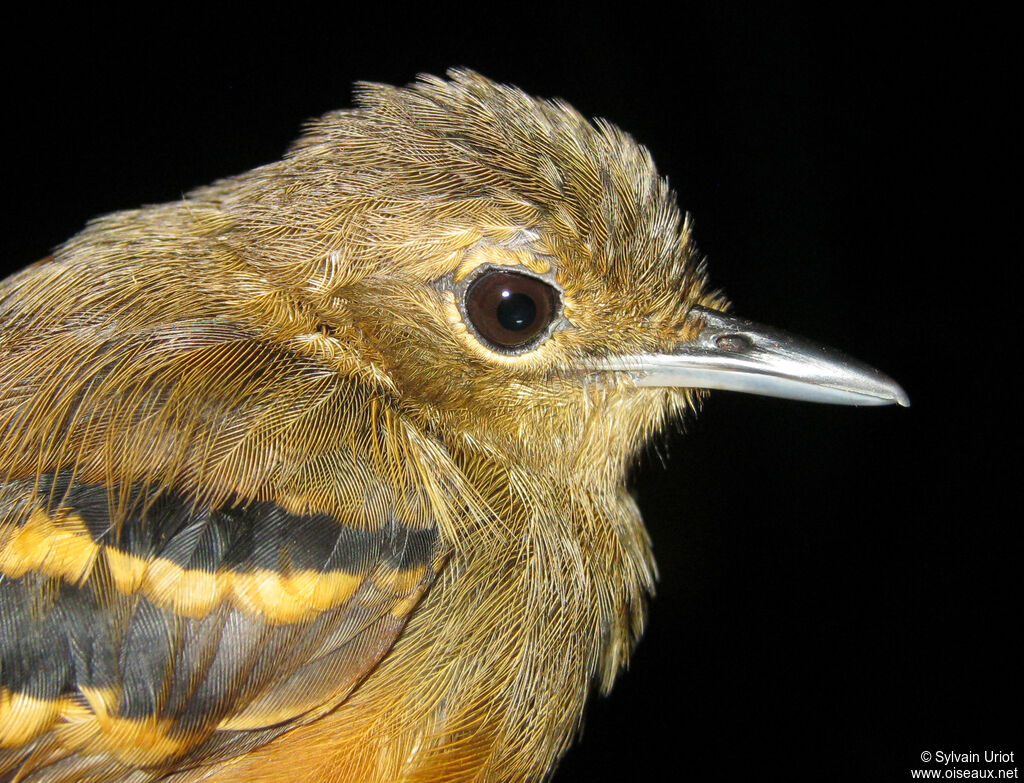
[714,333,753,352]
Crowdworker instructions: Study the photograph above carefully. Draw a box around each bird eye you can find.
[464,269,559,353]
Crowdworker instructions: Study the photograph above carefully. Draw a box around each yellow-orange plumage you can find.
[0,70,904,782]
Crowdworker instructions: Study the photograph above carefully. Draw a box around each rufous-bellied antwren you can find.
[0,70,906,782]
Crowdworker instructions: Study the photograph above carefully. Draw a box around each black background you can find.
[1,8,1012,782]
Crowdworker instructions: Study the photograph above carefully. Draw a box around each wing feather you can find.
[0,260,472,781]
[0,475,442,780]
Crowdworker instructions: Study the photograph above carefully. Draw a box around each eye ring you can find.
[461,267,561,354]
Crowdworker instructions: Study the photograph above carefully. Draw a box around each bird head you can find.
[8,69,903,507]
[187,70,905,485]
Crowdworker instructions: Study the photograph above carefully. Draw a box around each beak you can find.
[597,306,909,407]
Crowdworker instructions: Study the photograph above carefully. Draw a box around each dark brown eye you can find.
[464,269,559,352]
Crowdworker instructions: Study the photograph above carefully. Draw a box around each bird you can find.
[0,69,907,782]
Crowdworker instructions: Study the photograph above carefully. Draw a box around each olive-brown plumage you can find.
[0,70,904,782]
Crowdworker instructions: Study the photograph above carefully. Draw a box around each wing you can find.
[0,257,459,782]
[0,470,443,782]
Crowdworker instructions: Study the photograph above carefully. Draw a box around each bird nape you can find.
[0,70,906,782]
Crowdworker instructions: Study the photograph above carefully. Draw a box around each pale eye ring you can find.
[463,269,561,353]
